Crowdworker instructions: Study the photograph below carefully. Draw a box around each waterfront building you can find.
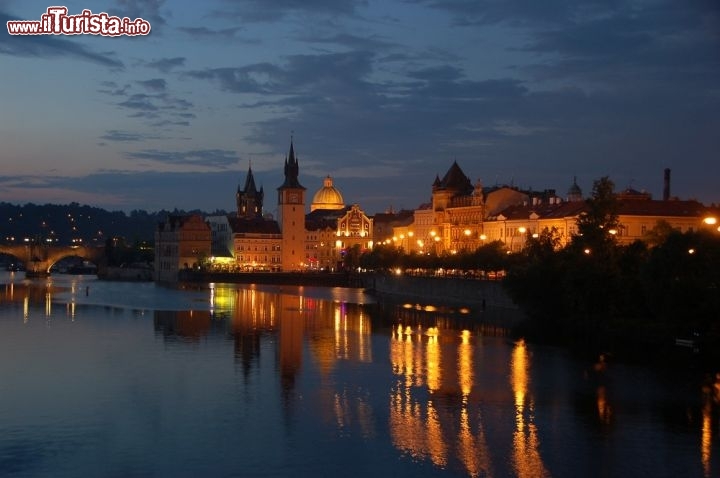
[387,162,717,256]
[154,214,211,281]
[305,178,373,270]
[207,165,282,271]
[228,216,282,271]
[389,162,531,254]
[277,139,307,271]
[373,208,414,250]
[205,215,233,258]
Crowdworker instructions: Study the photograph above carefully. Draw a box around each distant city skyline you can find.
[1,0,718,215]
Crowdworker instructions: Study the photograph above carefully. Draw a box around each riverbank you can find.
[177,270,363,288]
[364,273,527,327]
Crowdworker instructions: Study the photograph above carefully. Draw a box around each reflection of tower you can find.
[153,310,212,340]
[279,293,304,402]
[277,137,306,271]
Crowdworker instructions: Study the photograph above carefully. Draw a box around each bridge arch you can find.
[0,244,105,277]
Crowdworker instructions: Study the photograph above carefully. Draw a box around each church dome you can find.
[311,176,345,212]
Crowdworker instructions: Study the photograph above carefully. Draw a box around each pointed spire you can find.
[243,162,258,194]
[279,135,304,189]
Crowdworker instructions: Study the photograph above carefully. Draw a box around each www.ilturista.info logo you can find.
[7,6,151,36]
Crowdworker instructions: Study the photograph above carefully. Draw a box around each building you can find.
[304,177,373,270]
[236,162,264,219]
[391,162,529,254]
[154,214,211,281]
[385,162,716,256]
[229,216,282,271]
[206,165,282,271]
[310,176,345,212]
[277,139,307,271]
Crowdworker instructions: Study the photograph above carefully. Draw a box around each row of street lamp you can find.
[382,215,719,255]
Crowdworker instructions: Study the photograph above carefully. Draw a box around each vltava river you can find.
[0,272,718,478]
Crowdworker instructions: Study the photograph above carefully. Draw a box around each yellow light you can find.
[608,229,617,235]
[408,231,414,237]
[464,229,471,236]
[395,268,402,275]
[480,234,487,240]
[584,248,591,254]
[688,248,695,254]
[518,227,527,234]
[703,217,717,225]
[434,236,440,242]
[430,230,436,237]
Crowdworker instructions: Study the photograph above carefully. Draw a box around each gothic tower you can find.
[237,163,264,219]
[277,138,306,270]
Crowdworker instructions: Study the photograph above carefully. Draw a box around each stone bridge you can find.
[0,244,105,278]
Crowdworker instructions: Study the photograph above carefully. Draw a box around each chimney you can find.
[663,168,671,201]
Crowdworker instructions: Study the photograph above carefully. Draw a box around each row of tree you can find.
[505,177,719,355]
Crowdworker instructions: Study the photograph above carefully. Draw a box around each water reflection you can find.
[2,275,719,477]
[389,318,503,477]
[701,373,720,478]
[511,339,550,478]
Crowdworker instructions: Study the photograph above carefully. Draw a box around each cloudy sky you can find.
[1,0,718,215]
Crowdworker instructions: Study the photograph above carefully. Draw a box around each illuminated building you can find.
[393,163,717,255]
[154,214,211,281]
[310,175,345,212]
[277,138,307,271]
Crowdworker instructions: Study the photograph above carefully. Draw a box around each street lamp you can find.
[701,216,720,233]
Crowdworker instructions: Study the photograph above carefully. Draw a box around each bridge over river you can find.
[0,244,105,278]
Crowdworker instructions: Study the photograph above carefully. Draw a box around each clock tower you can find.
[277,137,306,271]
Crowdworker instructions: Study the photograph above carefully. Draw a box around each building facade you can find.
[154,214,212,281]
[386,162,716,256]
[277,139,307,271]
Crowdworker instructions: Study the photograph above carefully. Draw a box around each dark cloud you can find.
[186,63,282,94]
[408,0,622,27]
[150,120,190,128]
[136,78,167,92]
[214,0,365,22]
[118,94,159,111]
[178,26,255,42]
[145,56,186,73]
[110,0,167,32]
[124,149,239,169]
[298,32,394,50]
[98,81,131,96]
[407,65,464,82]
[188,50,374,95]
[0,11,124,68]
[99,130,146,142]
[111,87,194,128]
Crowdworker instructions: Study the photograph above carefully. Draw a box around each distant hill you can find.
[0,202,227,246]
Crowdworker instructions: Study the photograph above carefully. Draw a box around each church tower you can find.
[237,163,264,219]
[277,137,306,271]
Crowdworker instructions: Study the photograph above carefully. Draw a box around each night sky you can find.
[1,0,718,216]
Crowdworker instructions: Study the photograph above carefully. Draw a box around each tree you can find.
[573,176,619,254]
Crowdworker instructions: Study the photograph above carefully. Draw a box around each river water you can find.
[0,272,718,478]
